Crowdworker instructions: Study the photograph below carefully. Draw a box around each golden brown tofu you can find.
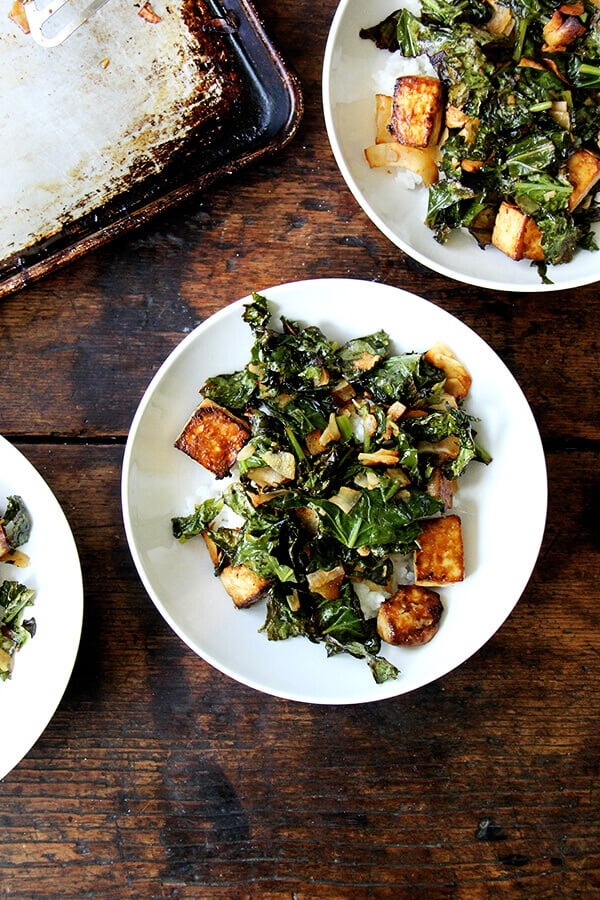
[175,399,250,479]
[219,564,271,609]
[491,202,529,260]
[567,149,600,212]
[491,202,545,261]
[390,75,444,148]
[377,585,443,646]
[522,216,545,261]
[414,515,465,586]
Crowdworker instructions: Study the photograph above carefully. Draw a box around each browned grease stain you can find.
[1,0,242,272]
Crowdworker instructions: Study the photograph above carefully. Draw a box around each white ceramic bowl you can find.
[322,0,600,293]
[122,278,547,704]
[0,437,83,779]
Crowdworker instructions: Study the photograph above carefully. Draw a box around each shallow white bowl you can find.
[0,437,83,779]
[121,278,547,704]
[322,0,600,293]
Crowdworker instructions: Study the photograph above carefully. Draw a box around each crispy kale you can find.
[1,496,35,681]
[1,495,31,550]
[173,295,490,683]
[361,0,600,275]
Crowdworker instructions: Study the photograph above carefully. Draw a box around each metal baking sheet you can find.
[0,0,302,296]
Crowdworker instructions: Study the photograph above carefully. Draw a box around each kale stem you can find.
[285,426,306,461]
[578,63,600,87]
[336,415,354,443]
[346,517,363,549]
[513,15,532,63]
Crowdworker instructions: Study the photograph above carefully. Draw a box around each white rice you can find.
[352,552,414,620]
[368,30,437,191]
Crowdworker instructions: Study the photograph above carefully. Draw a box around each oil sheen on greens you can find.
[360,0,600,280]
[172,295,490,683]
[0,496,35,681]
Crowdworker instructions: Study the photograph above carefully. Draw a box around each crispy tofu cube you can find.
[377,585,443,646]
[175,399,250,478]
[491,202,528,260]
[414,515,465,586]
[522,216,545,261]
[567,149,600,212]
[491,202,545,261]
[219,564,271,609]
[390,75,443,148]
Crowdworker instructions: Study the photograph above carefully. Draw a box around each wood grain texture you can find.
[0,0,599,896]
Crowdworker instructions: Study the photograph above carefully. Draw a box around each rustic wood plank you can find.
[0,444,597,897]
[0,0,598,895]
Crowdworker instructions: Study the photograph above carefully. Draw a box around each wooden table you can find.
[1,1,598,896]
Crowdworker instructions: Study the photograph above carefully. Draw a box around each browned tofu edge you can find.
[377,584,443,646]
[390,75,444,148]
[414,514,465,586]
[174,399,250,479]
[219,564,272,609]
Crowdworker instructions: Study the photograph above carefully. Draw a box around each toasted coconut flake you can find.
[358,448,401,466]
[332,380,356,403]
[417,435,462,460]
[248,466,286,488]
[329,486,361,514]
[305,429,327,455]
[354,469,381,490]
[307,566,346,600]
[319,413,341,447]
[261,450,296,481]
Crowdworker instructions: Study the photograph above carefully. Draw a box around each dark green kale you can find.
[363,352,445,407]
[309,488,442,555]
[172,295,491,684]
[0,581,36,681]
[172,497,224,542]
[2,495,31,549]
[360,1,600,276]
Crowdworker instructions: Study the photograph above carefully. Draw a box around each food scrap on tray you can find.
[171,293,492,683]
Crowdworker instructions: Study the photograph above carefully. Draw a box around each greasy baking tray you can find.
[0,0,302,297]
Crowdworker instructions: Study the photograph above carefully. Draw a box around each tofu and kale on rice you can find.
[361,0,600,280]
[171,293,491,683]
